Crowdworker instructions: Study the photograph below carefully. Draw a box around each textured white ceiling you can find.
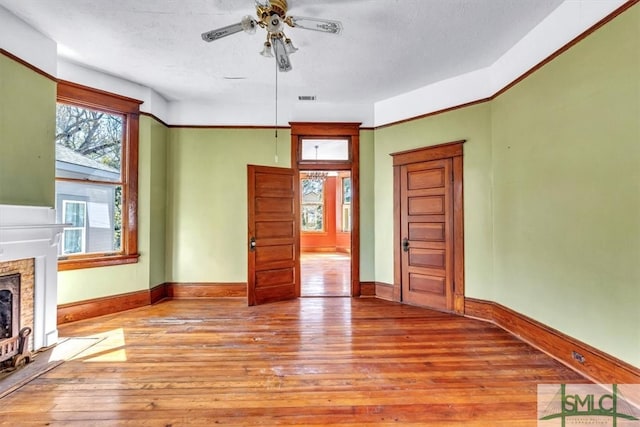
[0,0,564,109]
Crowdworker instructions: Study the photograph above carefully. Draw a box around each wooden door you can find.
[400,158,454,311]
[247,165,300,306]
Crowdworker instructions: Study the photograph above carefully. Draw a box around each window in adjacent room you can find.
[301,177,325,232]
[341,176,351,232]
[55,80,141,270]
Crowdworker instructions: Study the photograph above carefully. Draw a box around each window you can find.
[56,80,141,270]
[341,177,351,232]
[300,139,349,161]
[301,178,325,232]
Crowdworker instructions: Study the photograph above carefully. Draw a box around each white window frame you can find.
[61,200,87,255]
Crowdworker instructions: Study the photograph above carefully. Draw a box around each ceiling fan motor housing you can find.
[268,0,288,18]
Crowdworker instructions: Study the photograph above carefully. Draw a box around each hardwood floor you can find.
[0,298,588,426]
[301,252,351,297]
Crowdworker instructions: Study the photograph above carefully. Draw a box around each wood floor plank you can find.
[0,298,588,425]
[301,252,351,296]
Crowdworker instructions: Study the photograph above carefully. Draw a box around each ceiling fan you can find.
[201,0,342,72]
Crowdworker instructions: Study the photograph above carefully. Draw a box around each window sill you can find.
[58,253,140,271]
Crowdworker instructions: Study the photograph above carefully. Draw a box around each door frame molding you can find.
[391,140,465,314]
[290,122,361,297]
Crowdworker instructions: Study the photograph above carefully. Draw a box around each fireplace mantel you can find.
[0,204,65,350]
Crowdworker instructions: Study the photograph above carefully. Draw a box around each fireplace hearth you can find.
[0,273,20,340]
[0,272,32,367]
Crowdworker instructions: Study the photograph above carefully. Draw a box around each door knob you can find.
[402,238,409,252]
[249,237,256,251]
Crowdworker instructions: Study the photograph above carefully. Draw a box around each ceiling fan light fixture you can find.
[284,38,298,54]
[241,15,258,34]
[260,41,274,58]
[266,14,283,33]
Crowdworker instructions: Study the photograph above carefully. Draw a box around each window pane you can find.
[55,104,123,182]
[342,205,351,232]
[301,139,349,161]
[342,177,351,204]
[63,201,86,227]
[302,204,324,231]
[56,181,122,255]
[62,229,85,255]
[302,179,324,203]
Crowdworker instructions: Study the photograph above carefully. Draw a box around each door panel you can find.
[409,274,446,294]
[408,223,445,241]
[248,165,299,305]
[255,197,294,215]
[409,248,446,269]
[256,245,294,265]
[408,196,445,215]
[256,221,295,239]
[407,168,445,189]
[256,268,295,288]
[401,158,453,311]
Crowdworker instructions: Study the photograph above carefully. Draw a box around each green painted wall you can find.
[166,128,290,282]
[359,129,375,282]
[374,6,639,367]
[0,55,55,206]
[490,5,639,366]
[373,104,495,298]
[57,114,168,303]
[145,116,168,287]
[165,127,376,284]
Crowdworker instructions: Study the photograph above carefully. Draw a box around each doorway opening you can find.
[300,170,351,297]
[290,122,361,298]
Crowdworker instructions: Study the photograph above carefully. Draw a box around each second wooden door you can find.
[400,158,454,311]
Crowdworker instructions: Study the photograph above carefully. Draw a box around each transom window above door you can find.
[300,139,349,161]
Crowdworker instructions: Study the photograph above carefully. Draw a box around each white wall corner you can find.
[374,68,493,128]
[374,0,629,128]
[489,0,630,93]
[57,59,171,123]
[0,5,57,76]
[166,99,374,128]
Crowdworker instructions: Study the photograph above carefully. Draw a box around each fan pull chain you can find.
[274,56,279,163]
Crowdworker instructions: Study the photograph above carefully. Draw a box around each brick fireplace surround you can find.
[0,205,64,351]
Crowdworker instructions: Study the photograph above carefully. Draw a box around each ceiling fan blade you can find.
[201,22,245,42]
[202,16,257,42]
[288,16,342,34]
[272,37,292,72]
